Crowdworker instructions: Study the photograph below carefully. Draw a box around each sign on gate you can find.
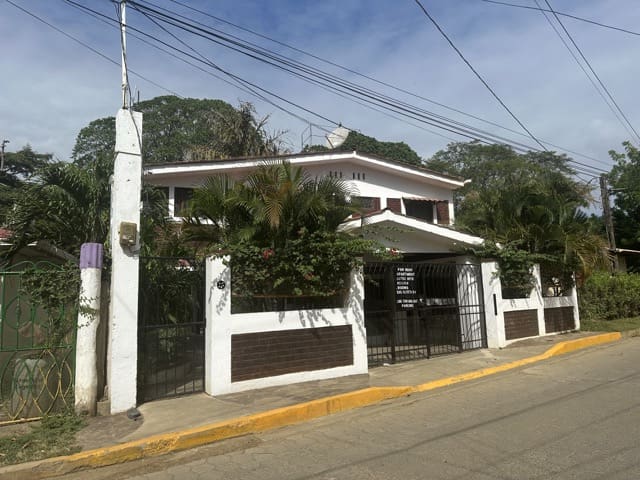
[395,266,419,309]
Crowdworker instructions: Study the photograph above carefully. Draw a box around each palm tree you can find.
[184,161,356,249]
[6,154,112,257]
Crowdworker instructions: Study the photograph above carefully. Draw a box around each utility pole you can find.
[121,0,128,110]
[600,174,619,272]
[1,139,9,171]
[108,0,144,414]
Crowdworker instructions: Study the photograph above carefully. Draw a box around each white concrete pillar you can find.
[532,264,546,335]
[75,243,103,416]
[570,275,581,330]
[204,256,231,396]
[349,265,368,373]
[108,109,143,414]
[481,260,506,348]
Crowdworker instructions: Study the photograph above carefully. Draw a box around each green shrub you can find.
[579,272,640,321]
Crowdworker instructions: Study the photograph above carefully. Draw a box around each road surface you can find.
[64,337,640,479]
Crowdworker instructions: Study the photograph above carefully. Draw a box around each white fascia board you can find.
[143,152,355,178]
[340,210,484,246]
[143,151,466,188]
[351,153,466,188]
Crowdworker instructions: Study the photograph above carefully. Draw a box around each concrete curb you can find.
[0,332,623,479]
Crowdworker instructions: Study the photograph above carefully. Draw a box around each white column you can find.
[108,109,143,414]
[75,243,103,416]
[532,264,546,335]
[205,256,232,396]
[481,260,506,348]
[349,265,368,373]
[570,275,581,330]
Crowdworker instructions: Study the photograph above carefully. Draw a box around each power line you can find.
[531,0,638,143]
[65,0,340,133]
[131,4,459,145]
[20,0,611,176]
[164,0,611,166]
[125,2,334,133]
[124,0,610,173]
[481,0,640,37]
[128,0,614,170]
[542,0,640,143]
[412,0,548,151]
[128,1,545,148]
[4,0,181,97]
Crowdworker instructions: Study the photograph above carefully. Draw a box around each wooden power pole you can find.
[600,174,619,272]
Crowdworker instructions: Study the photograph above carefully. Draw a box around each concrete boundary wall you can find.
[482,262,580,348]
[205,257,368,396]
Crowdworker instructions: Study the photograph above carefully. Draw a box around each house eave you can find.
[143,151,468,189]
[339,209,484,246]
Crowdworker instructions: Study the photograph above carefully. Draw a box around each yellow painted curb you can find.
[411,332,622,395]
[0,332,623,480]
[544,332,622,357]
[1,386,412,480]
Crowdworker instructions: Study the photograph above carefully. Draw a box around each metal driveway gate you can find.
[0,261,76,421]
[365,262,486,367]
[138,257,205,403]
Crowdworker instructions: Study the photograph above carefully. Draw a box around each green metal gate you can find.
[0,261,77,422]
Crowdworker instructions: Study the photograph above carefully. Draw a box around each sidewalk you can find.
[0,331,623,479]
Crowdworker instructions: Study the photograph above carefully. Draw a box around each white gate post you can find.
[75,243,103,416]
[481,260,506,348]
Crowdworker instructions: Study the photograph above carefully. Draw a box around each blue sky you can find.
[1,0,639,180]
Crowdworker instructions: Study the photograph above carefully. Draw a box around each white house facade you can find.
[131,150,579,402]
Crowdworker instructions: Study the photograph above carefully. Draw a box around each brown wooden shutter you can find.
[436,201,450,225]
[387,198,401,213]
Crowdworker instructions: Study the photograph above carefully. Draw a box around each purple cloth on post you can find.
[80,243,104,269]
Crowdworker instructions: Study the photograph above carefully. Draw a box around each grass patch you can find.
[580,316,640,332]
[0,413,85,466]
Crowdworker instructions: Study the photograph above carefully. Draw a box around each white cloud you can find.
[0,0,638,175]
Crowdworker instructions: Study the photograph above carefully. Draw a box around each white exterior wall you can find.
[205,257,368,396]
[485,264,580,348]
[145,157,456,221]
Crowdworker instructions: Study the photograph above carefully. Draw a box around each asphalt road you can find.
[65,337,640,480]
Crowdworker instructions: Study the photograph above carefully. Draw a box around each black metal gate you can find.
[138,257,205,403]
[365,262,486,366]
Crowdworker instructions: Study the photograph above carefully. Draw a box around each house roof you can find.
[144,150,468,189]
[339,209,484,248]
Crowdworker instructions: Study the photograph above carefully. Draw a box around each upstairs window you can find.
[403,199,450,225]
[354,196,381,216]
[174,187,194,217]
[404,198,434,223]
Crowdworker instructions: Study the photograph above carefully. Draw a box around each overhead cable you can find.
[413,0,548,151]
[481,0,640,37]
[542,0,640,144]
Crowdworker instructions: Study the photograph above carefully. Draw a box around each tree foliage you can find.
[6,154,113,257]
[185,161,358,249]
[184,161,385,300]
[609,141,640,270]
[0,146,52,225]
[426,142,608,291]
[72,96,286,167]
[4,97,286,260]
[303,131,422,166]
